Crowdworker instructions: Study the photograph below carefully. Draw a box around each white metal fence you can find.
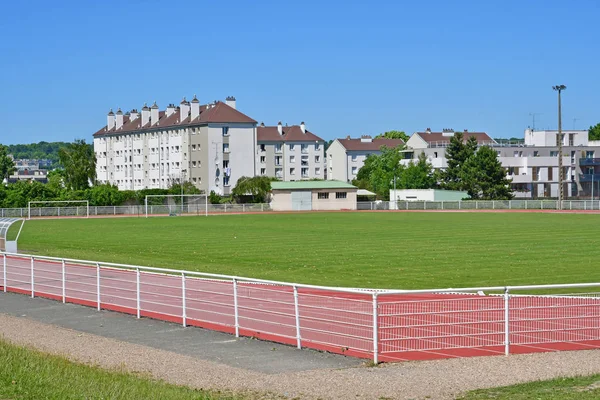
[2,252,600,363]
[9,199,600,218]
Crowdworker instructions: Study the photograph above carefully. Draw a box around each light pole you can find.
[553,85,566,209]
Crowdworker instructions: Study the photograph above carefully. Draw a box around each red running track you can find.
[2,255,600,362]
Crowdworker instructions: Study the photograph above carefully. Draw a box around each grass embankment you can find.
[460,374,600,399]
[0,338,236,400]
[12,212,600,289]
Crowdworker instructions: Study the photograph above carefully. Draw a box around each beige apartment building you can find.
[256,122,326,181]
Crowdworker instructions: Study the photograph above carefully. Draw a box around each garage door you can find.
[291,191,312,211]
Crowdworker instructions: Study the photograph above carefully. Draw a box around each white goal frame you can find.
[27,200,90,220]
[145,194,208,218]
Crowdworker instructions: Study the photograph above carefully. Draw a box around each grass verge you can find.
[0,338,237,400]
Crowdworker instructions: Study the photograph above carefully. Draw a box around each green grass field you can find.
[0,339,236,400]
[10,212,600,289]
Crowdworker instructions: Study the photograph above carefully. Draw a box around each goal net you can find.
[28,200,90,219]
[145,194,208,217]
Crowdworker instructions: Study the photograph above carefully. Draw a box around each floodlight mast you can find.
[553,85,566,209]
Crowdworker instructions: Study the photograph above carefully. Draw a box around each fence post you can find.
[30,257,35,298]
[525,200,528,210]
[242,204,245,213]
[476,201,479,210]
[372,293,379,364]
[261,203,264,212]
[493,201,496,210]
[441,201,444,210]
[371,202,374,211]
[570,201,572,211]
[61,259,66,303]
[96,263,101,311]
[181,272,187,327]
[541,201,544,210]
[293,285,301,349]
[3,253,6,293]
[504,287,510,356]
[225,204,227,213]
[459,201,462,210]
[233,278,240,337]
[136,268,141,319]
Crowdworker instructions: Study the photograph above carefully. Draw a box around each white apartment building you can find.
[401,128,598,198]
[256,122,326,181]
[326,136,405,182]
[93,96,257,195]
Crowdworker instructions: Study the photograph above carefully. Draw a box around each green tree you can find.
[0,144,16,183]
[58,139,96,190]
[232,176,278,203]
[440,132,478,191]
[461,146,513,200]
[589,123,600,141]
[398,152,436,189]
[375,130,410,142]
[353,145,405,199]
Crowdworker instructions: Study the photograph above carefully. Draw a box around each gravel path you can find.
[2,313,600,399]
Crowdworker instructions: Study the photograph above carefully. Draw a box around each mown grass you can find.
[459,374,600,399]
[11,212,600,289]
[0,338,237,400]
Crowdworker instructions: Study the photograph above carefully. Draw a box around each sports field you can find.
[10,212,600,289]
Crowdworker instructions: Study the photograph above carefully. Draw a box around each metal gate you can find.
[291,191,312,211]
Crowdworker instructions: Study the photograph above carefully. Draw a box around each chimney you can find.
[166,104,175,117]
[141,103,150,126]
[300,121,306,134]
[277,121,283,135]
[426,127,431,133]
[151,101,159,126]
[130,109,139,121]
[464,129,468,133]
[260,122,265,127]
[180,97,190,121]
[190,94,200,120]
[115,108,124,130]
[346,135,351,140]
[225,96,236,109]
[107,109,115,131]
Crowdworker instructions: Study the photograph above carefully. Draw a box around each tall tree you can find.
[440,132,477,191]
[58,139,96,190]
[461,146,513,200]
[375,130,410,142]
[0,144,16,183]
[398,152,436,189]
[232,176,278,203]
[353,145,405,199]
[589,123,600,141]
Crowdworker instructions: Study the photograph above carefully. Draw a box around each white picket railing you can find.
[2,252,600,363]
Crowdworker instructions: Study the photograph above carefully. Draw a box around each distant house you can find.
[270,181,357,211]
[326,136,404,183]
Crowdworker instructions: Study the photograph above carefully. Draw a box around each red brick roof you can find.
[337,138,404,151]
[257,125,325,142]
[93,101,255,137]
[414,131,494,144]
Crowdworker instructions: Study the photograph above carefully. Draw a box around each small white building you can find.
[390,189,469,202]
[270,181,357,211]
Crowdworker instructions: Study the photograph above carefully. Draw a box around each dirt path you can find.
[2,313,600,399]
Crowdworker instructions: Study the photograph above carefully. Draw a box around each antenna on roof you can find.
[529,112,542,131]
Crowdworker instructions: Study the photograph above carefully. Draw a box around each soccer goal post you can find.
[27,200,90,220]
[145,193,208,218]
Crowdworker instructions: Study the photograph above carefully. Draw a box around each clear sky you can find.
[1,0,598,145]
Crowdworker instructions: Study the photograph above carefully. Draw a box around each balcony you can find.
[579,174,600,182]
[580,158,600,166]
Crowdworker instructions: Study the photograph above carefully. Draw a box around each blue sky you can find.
[1,0,598,145]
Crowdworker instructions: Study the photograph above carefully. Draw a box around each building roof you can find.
[271,181,357,190]
[257,125,324,142]
[93,101,256,137]
[337,137,404,151]
[413,130,494,144]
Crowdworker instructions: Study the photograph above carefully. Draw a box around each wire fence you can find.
[7,199,600,219]
[2,252,600,363]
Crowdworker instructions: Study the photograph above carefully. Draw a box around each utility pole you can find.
[553,85,567,209]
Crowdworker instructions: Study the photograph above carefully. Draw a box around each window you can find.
[352,166,358,175]
[223,143,230,153]
[586,151,595,159]
[548,167,553,180]
[351,155,357,162]
[275,156,282,166]
[533,151,539,157]
[260,168,266,175]
[301,167,309,178]
[275,168,282,178]
[275,144,282,153]
[290,167,296,175]
[192,161,197,167]
[550,151,559,157]
[315,167,321,175]
[289,144,295,151]
[336,192,347,199]
[318,192,329,199]
[260,144,266,152]
[569,134,574,146]
[301,144,309,153]
[192,177,197,182]
[222,127,229,136]
[289,155,295,163]
[315,155,320,163]
[260,156,265,163]
[192,144,197,151]
[434,152,438,158]
[315,143,320,151]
